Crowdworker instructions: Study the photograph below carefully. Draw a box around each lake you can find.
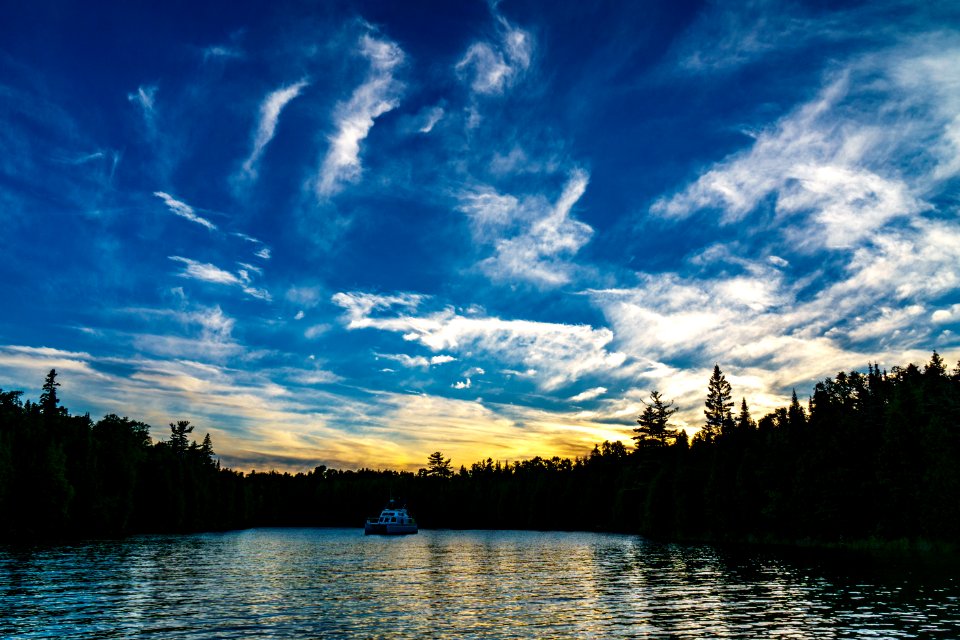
[2,528,958,638]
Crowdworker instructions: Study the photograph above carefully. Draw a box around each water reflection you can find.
[1,529,958,638]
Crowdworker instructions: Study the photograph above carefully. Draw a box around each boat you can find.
[364,500,418,535]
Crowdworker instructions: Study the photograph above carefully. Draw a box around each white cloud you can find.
[459,169,592,287]
[674,1,838,73]
[417,105,445,133]
[255,247,271,260]
[128,85,158,132]
[237,262,262,276]
[452,378,472,389]
[170,256,239,285]
[241,80,308,179]
[458,187,519,234]
[333,291,625,390]
[294,311,305,320]
[569,386,607,403]
[455,15,532,95]
[304,324,331,339]
[652,42,960,250]
[587,212,960,426]
[487,146,558,175]
[846,305,925,342]
[932,304,960,324]
[377,352,457,369]
[169,256,271,301]
[203,45,242,61]
[286,285,325,308]
[316,34,404,197]
[457,43,512,94]
[117,304,245,361]
[233,232,261,244]
[154,192,217,230]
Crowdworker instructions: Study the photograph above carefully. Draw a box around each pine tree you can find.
[39,369,61,416]
[787,389,806,429]
[200,433,215,465]
[735,397,755,432]
[169,420,194,454]
[426,451,453,478]
[925,351,946,377]
[700,364,733,443]
[633,391,679,448]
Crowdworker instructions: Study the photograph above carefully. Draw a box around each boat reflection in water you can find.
[364,500,418,535]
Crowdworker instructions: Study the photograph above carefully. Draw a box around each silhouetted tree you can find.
[698,364,733,444]
[200,433,215,466]
[925,350,946,377]
[39,369,61,416]
[169,420,193,455]
[735,398,755,432]
[787,389,806,429]
[633,391,679,448]
[426,451,453,478]
[4,353,960,544]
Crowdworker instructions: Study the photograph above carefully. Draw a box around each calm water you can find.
[1,528,958,638]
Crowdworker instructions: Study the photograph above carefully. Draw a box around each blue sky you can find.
[2,0,959,471]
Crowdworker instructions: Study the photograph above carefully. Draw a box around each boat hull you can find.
[364,522,418,535]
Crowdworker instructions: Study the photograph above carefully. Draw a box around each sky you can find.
[1,0,959,472]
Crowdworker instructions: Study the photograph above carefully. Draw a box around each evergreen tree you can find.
[699,364,733,443]
[39,369,61,416]
[787,389,807,429]
[633,391,679,448]
[735,398,755,432]
[925,350,946,377]
[426,451,453,478]
[169,420,194,454]
[200,433,215,465]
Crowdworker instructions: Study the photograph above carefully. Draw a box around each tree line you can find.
[1,354,958,545]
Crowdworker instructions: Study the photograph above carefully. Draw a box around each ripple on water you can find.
[1,529,959,638]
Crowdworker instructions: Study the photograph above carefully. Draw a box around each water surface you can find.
[2,528,958,638]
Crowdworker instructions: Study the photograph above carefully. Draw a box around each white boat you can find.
[364,500,418,535]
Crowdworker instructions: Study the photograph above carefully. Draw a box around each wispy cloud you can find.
[126,305,245,361]
[377,353,457,369]
[154,192,217,230]
[587,215,960,423]
[417,105,445,133]
[240,80,308,179]
[316,34,404,197]
[127,85,158,133]
[455,13,532,95]
[333,291,625,390]
[304,324,331,340]
[286,285,326,309]
[673,0,838,73]
[203,45,243,62]
[652,40,960,250]
[232,232,272,259]
[569,386,607,403]
[459,169,592,286]
[169,256,271,301]
[170,256,242,285]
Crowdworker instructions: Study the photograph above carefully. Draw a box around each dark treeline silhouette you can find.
[1,355,959,545]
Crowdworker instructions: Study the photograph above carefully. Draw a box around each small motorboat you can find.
[364,500,418,535]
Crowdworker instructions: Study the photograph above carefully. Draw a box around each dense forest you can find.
[1,354,958,546]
